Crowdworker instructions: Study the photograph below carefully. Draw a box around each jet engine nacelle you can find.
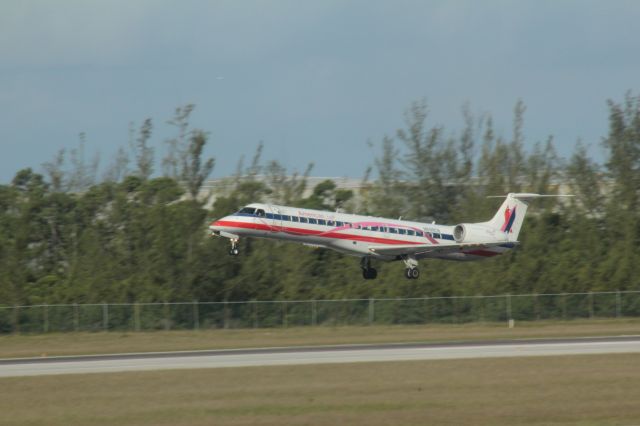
[453,223,507,243]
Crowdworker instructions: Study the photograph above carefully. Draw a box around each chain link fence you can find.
[1,291,639,334]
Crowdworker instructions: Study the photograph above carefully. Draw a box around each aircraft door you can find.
[254,206,271,234]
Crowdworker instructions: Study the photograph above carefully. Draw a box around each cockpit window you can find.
[238,207,256,215]
[256,209,265,217]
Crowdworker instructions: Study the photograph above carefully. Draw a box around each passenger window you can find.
[327,220,335,226]
[291,216,299,222]
[266,213,274,219]
[371,226,378,231]
[389,228,397,234]
[318,219,326,225]
[273,214,282,220]
[308,218,317,224]
[407,230,415,236]
[398,229,406,235]
[433,233,441,239]
[282,215,290,221]
[299,217,308,223]
[336,221,344,227]
[416,231,423,237]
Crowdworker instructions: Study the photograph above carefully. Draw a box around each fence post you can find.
[43,304,49,333]
[506,294,512,323]
[253,300,259,329]
[13,306,19,334]
[73,303,79,332]
[102,303,109,331]
[163,302,170,331]
[223,300,229,329]
[616,290,622,318]
[311,300,317,326]
[193,300,199,330]
[282,301,288,328]
[134,303,141,332]
[588,292,594,319]
[452,296,457,324]
[423,296,429,324]
[368,298,375,325]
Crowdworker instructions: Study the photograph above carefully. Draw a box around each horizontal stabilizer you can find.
[486,193,575,199]
[484,193,574,242]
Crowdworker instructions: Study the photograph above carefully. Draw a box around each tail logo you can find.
[501,205,517,233]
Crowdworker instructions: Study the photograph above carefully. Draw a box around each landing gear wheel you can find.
[405,267,419,279]
[229,240,239,256]
[410,267,419,279]
[362,267,378,280]
[360,257,377,280]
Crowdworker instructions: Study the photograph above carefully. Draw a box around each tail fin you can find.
[485,193,572,242]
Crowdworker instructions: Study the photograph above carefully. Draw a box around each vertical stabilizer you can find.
[485,193,535,242]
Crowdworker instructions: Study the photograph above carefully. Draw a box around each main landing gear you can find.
[402,255,420,280]
[361,257,377,280]
[404,267,420,279]
[228,239,239,256]
[360,256,420,280]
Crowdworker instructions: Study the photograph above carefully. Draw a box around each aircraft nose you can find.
[209,219,223,234]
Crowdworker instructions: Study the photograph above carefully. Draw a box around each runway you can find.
[1,336,639,378]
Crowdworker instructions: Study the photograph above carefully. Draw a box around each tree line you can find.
[1,94,640,305]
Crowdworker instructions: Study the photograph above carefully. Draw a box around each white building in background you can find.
[198,176,366,209]
[196,174,581,211]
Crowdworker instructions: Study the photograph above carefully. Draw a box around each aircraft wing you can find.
[368,241,516,257]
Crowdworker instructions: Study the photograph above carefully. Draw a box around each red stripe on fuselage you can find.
[213,220,426,246]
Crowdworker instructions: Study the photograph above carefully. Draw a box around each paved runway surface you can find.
[1,336,639,378]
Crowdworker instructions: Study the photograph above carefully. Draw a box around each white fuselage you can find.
[210,203,514,261]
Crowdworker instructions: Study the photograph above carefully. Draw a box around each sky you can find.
[1,0,639,183]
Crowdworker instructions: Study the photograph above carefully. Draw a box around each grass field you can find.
[1,318,639,359]
[2,353,640,425]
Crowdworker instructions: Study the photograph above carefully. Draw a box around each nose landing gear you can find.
[229,239,239,256]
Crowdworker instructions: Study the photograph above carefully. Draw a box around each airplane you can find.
[209,193,568,280]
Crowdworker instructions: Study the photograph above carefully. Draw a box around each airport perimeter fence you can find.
[1,290,640,334]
